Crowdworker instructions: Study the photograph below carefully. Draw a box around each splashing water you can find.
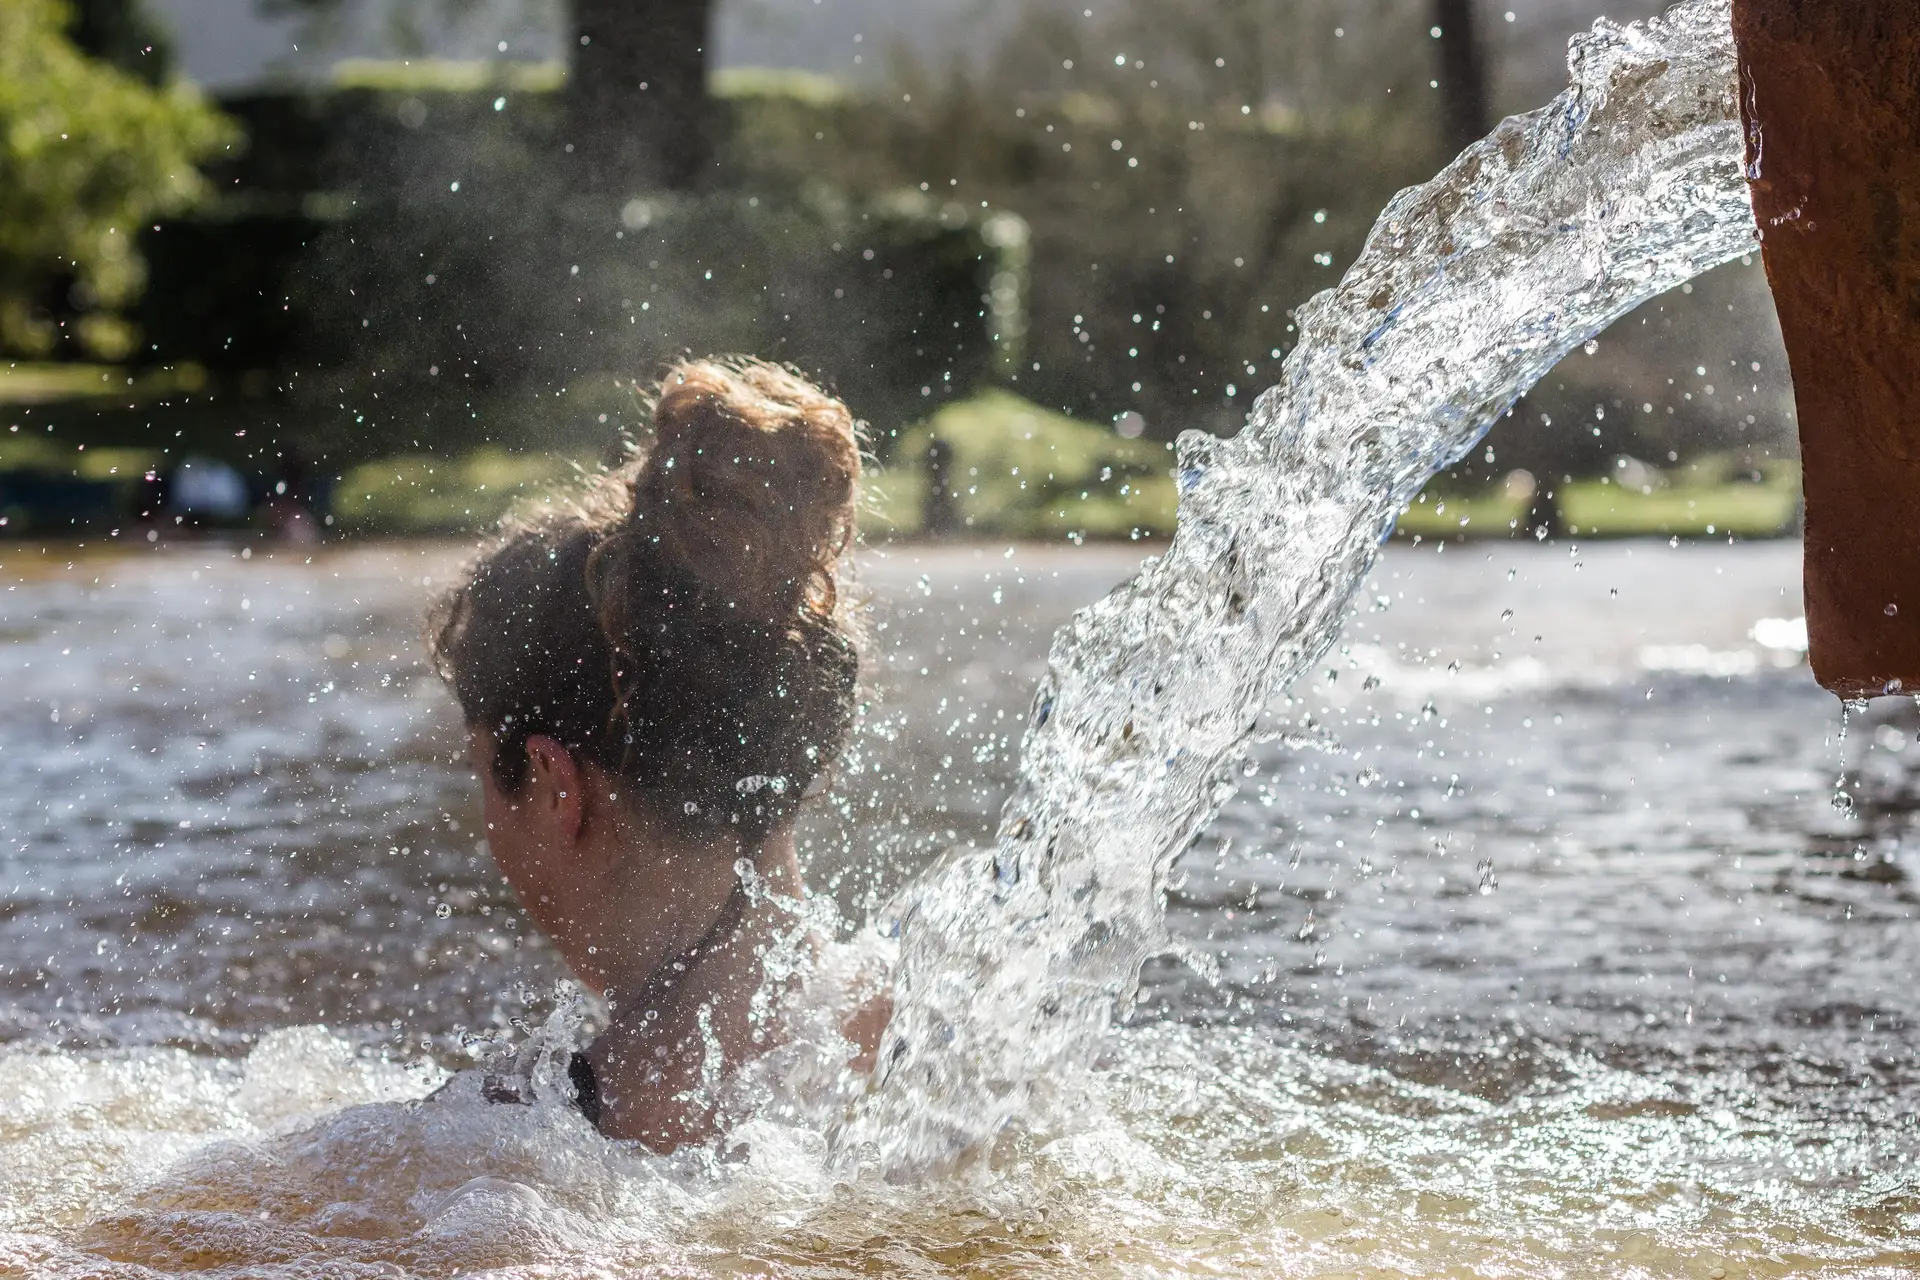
[854,0,1757,1173]
[17,2,1899,1274]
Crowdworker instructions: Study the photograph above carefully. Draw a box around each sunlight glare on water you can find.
[4,537,1919,1275]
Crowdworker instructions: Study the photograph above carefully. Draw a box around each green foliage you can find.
[1393,485,1533,540]
[0,429,157,479]
[0,0,236,357]
[712,67,850,109]
[0,426,158,535]
[279,169,1011,459]
[1391,458,1802,540]
[0,359,205,407]
[332,449,584,535]
[724,0,1438,439]
[867,391,1176,540]
[326,396,1179,542]
[329,57,563,93]
[15,0,1790,502]
[1559,462,1801,539]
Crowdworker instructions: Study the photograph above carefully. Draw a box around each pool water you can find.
[2,538,1916,1276]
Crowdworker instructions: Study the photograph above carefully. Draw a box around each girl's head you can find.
[428,358,862,844]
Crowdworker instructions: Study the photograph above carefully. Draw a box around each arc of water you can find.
[844,0,1755,1174]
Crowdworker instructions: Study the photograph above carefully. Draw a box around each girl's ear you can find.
[522,734,588,841]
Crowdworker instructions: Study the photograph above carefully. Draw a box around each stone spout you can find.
[1731,0,1920,699]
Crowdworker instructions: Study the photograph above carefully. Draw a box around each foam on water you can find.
[5,1016,1918,1276]
[856,0,1760,1173]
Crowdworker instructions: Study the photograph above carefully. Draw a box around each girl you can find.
[427,358,885,1150]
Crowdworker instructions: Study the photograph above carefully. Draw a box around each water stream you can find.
[858,0,1759,1173]
[9,0,1919,1274]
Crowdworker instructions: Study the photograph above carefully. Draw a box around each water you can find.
[5,540,1918,1275]
[11,0,1920,1270]
[862,0,1761,1169]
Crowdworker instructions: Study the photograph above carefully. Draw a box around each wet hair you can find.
[427,358,862,841]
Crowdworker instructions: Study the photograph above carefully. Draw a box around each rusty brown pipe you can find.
[1731,1,1920,699]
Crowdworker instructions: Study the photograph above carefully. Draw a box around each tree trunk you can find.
[1431,0,1490,158]
[567,0,715,193]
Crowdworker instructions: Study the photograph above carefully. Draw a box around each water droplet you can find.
[1839,698,1869,742]
[434,902,451,918]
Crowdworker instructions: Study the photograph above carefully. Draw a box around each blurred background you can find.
[0,0,1799,544]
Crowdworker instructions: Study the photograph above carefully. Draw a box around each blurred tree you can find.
[727,0,1437,438]
[270,0,717,193]
[0,0,235,357]
[569,0,714,191]
[69,0,174,84]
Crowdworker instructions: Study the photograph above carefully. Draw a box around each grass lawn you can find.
[1559,473,1800,537]
[306,436,1812,542]
[7,374,1800,543]
[332,449,586,534]
[0,363,206,407]
[865,391,1177,540]
[0,434,163,481]
[1392,490,1532,539]
[326,392,1180,539]
[1394,461,1800,541]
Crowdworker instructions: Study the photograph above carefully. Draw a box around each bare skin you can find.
[470,731,878,1151]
